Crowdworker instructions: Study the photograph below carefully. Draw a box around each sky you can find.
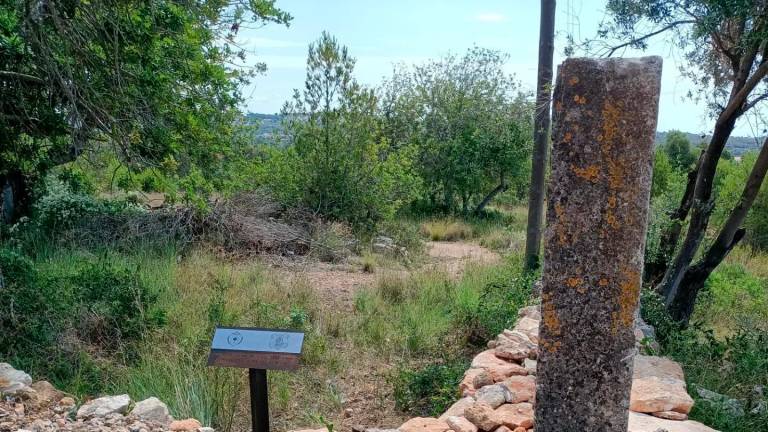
[238,0,761,137]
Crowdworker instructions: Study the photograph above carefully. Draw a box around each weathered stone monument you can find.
[534,57,663,431]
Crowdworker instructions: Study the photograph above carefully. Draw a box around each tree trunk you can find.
[668,136,768,323]
[644,153,702,284]
[524,0,556,271]
[474,176,508,215]
[0,171,31,224]
[657,110,738,306]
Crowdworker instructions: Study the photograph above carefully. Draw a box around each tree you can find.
[596,0,768,323]
[525,0,556,271]
[382,48,534,214]
[0,0,290,220]
[276,32,421,228]
[664,131,697,171]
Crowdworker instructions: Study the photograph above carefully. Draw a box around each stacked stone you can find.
[0,363,211,432]
[390,306,718,432]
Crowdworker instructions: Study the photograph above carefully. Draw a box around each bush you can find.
[393,358,469,417]
[0,247,166,394]
[641,288,768,432]
[420,220,473,241]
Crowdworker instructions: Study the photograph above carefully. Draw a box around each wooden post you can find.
[534,57,662,432]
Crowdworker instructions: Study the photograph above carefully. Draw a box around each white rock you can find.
[131,397,173,425]
[0,363,32,394]
[77,394,132,418]
[628,411,718,432]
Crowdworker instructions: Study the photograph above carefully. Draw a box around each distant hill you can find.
[655,131,764,156]
[245,113,765,156]
[245,112,284,142]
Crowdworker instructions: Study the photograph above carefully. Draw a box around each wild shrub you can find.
[392,358,469,417]
[0,247,166,394]
[641,289,768,432]
[463,261,536,345]
[420,220,473,241]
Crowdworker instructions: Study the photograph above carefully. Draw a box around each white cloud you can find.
[474,12,506,23]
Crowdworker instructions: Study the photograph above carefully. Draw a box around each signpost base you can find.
[249,368,270,432]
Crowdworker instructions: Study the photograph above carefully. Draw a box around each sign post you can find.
[208,327,305,432]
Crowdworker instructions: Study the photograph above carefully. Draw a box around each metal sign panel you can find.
[207,327,304,371]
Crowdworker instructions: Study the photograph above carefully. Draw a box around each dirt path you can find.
[279,241,500,312]
[271,240,500,432]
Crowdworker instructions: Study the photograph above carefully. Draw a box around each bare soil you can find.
[271,241,500,432]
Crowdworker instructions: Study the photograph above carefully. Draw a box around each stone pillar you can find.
[534,57,662,432]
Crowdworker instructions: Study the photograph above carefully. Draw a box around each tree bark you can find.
[474,176,507,215]
[658,104,739,306]
[668,136,768,323]
[644,152,702,284]
[524,0,556,271]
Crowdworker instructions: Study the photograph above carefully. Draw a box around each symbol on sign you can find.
[269,334,289,351]
[228,331,244,347]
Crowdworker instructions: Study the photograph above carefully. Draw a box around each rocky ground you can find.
[291,306,719,432]
[0,366,209,432]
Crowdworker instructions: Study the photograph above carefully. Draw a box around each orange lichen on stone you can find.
[566,277,582,288]
[601,102,620,145]
[568,76,580,85]
[564,131,573,142]
[612,267,641,333]
[554,202,569,245]
[572,164,600,183]
[555,100,564,112]
[541,292,562,337]
[599,278,609,286]
[574,95,587,105]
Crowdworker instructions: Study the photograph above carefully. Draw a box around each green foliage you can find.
[0,0,291,215]
[393,358,469,417]
[259,32,422,229]
[641,284,768,432]
[0,247,166,395]
[663,131,698,172]
[712,153,768,250]
[651,147,674,198]
[381,48,534,213]
[463,255,536,344]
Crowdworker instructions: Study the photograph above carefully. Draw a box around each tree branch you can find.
[0,70,44,84]
[605,20,697,57]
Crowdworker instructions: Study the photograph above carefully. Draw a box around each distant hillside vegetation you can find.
[245,112,285,143]
[245,114,765,156]
[655,131,764,156]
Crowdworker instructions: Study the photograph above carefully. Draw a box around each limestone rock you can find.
[630,376,694,414]
[445,416,477,432]
[513,317,539,344]
[472,370,494,389]
[517,306,541,322]
[475,385,511,409]
[499,376,535,404]
[460,369,485,397]
[0,363,32,395]
[522,359,536,375]
[464,402,500,431]
[652,410,688,420]
[633,355,684,381]
[170,418,203,431]
[132,397,173,425]
[627,412,717,432]
[470,352,526,381]
[29,381,64,407]
[76,394,131,418]
[694,386,745,417]
[494,403,534,429]
[439,397,475,421]
[398,417,449,432]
